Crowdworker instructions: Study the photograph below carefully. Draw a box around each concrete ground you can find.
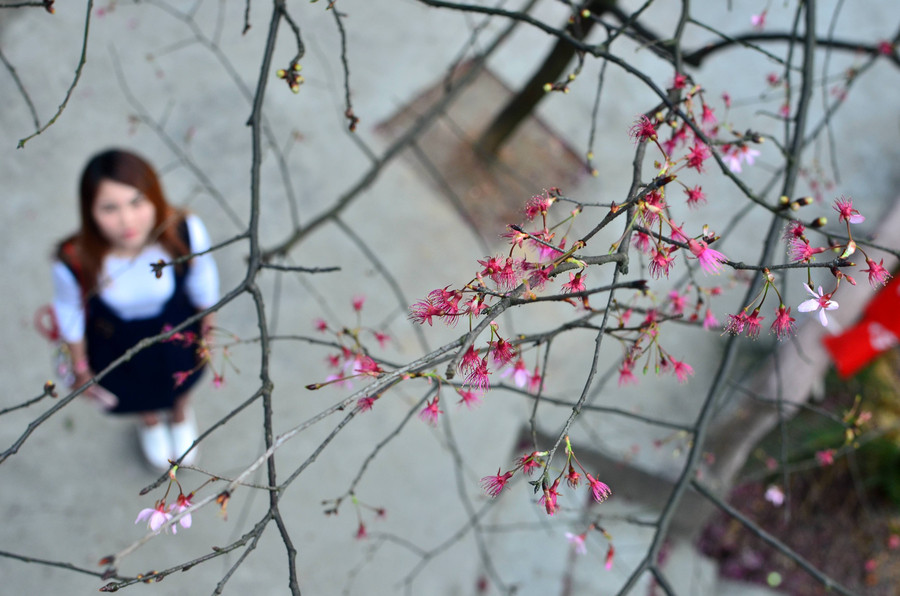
[1,1,898,594]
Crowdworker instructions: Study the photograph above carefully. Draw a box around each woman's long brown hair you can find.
[57,149,190,296]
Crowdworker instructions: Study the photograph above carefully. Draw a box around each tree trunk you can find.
[476,0,614,156]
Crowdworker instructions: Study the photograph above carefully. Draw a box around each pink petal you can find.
[797,299,819,312]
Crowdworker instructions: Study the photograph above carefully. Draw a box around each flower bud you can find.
[809,217,827,228]
[840,240,857,259]
[276,69,286,78]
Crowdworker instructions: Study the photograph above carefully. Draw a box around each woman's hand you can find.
[72,361,118,410]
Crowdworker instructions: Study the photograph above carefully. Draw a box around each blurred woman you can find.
[52,149,219,471]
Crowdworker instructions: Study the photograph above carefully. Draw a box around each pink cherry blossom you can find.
[668,290,686,315]
[525,194,553,220]
[862,258,891,288]
[684,185,706,208]
[722,144,760,173]
[172,370,191,388]
[745,309,764,339]
[355,521,368,540]
[465,357,491,391]
[566,532,587,555]
[815,449,835,466]
[787,238,826,263]
[527,366,543,394]
[751,11,767,30]
[649,246,675,279]
[481,469,514,497]
[586,473,612,503]
[456,388,482,409]
[503,357,530,388]
[539,479,561,515]
[528,265,553,289]
[765,485,784,506]
[135,502,172,533]
[352,355,383,377]
[833,196,865,224]
[618,358,638,386]
[489,337,517,367]
[517,452,544,476]
[670,358,694,383]
[458,345,481,374]
[701,104,717,127]
[561,271,586,294]
[629,115,657,142]
[724,311,748,335]
[373,331,391,348]
[797,284,839,327]
[409,298,444,326]
[632,231,653,254]
[418,397,443,426]
[770,305,796,340]
[686,142,711,172]
[687,239,728,274]
[169,493,194,532]
[783,220,806,241]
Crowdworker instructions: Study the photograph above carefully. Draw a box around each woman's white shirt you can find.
[51,215,219,343]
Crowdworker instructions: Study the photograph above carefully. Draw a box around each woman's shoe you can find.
[138,422,173,472]
[169,412,199,466]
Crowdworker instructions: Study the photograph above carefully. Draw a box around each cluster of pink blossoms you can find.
[728,196,890,339]
[308,296,391,394]
[135,492,193,534]
[408,190,589,395]
[162,324,226,389]
[566,525,615,569]
[451,324,543,396]
[616,310,695,388]
[629,79,763,179]
[481,438,611,520]
[725,305,796,340]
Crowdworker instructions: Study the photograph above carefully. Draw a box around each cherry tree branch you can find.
[17,0,93,148]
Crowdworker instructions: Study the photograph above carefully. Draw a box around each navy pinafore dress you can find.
[60,222,205,414]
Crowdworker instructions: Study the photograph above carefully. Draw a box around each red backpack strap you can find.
[57,240,88,298]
